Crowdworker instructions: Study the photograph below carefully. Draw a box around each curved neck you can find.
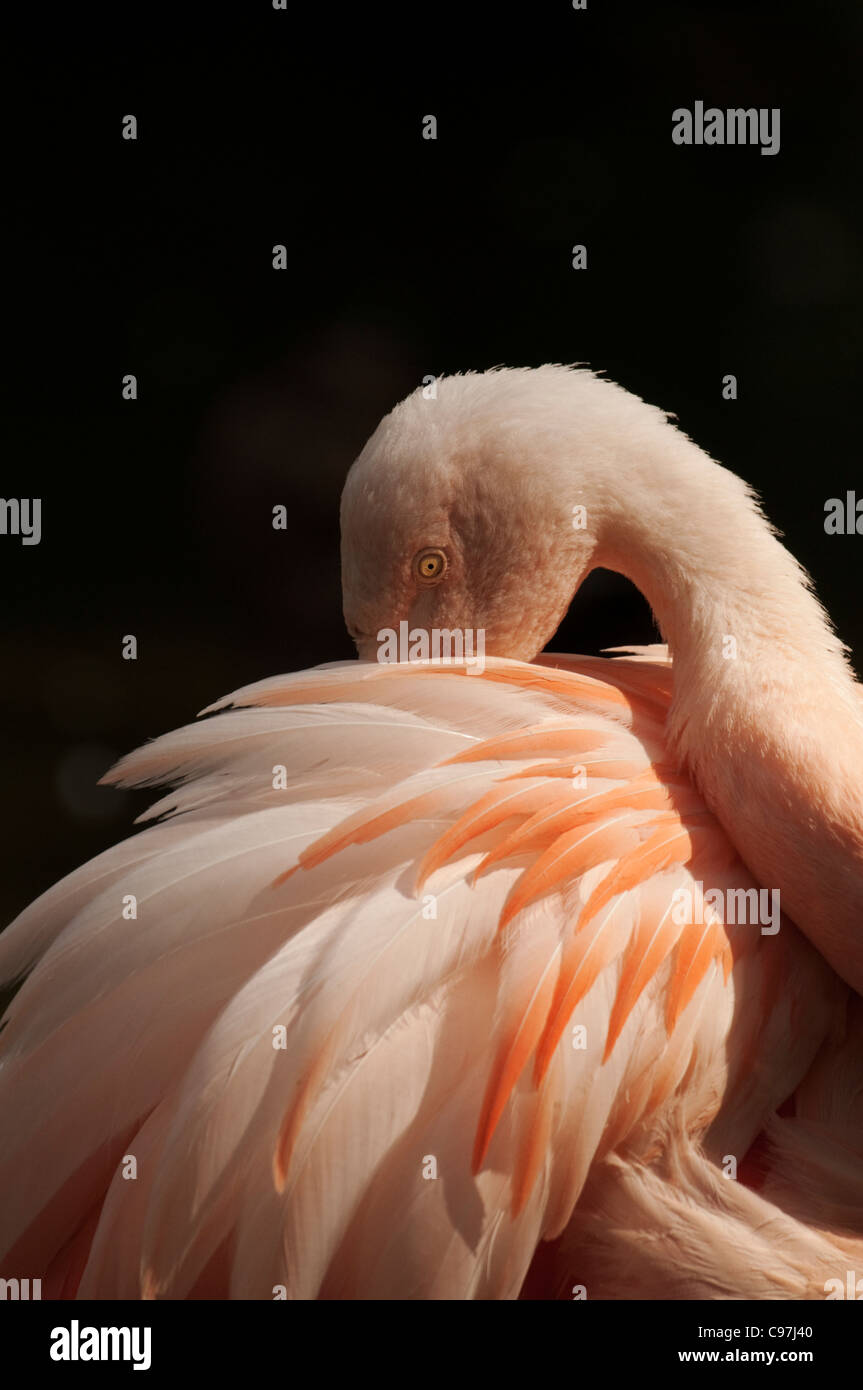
[589,431,858,724]
[587,433,863,996]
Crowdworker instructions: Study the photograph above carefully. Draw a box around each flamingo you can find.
[1,364,861,1300]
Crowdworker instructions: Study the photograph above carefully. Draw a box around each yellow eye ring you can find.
[413,548,448,584]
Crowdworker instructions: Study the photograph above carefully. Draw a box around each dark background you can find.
[2,2,861,927]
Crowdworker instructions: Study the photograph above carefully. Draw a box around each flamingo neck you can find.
[590,435,857,726]
[588,439,863,995]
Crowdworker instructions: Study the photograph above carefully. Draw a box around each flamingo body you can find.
[1,366,861,1298]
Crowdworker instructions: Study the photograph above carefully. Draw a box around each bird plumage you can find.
[1,366,861,1298]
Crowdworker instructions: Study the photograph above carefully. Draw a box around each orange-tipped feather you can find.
[510,1074,557,1216]
[442,725,606,766]
[577,821,697,935]
[497,817,643,932]
[666,914,727,1033]
[290,770,489,876]
[502,756,649,781]
[414,780,561,892]
[602,901,684,1061]
[472,953,561,1173]
[533,898,636,1084]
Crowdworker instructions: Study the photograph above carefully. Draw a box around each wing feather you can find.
[0,652,846,1298]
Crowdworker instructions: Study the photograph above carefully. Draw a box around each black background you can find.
[2,1,861,927]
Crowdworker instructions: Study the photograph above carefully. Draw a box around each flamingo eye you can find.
[414,548,448,584]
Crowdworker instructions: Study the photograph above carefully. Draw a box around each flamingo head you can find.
[338,366,639,663]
